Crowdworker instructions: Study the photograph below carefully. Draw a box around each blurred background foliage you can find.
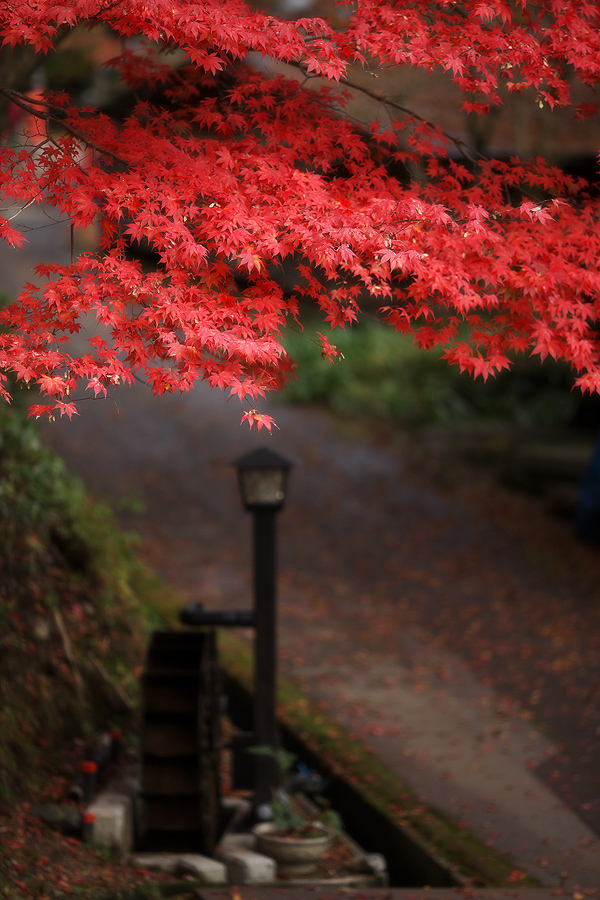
[283,317,593,433]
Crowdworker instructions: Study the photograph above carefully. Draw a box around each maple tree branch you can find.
[0,22,73,128]
[87,653,134,713]
[52,607,85,702]
[0,87,128,167]
[291,62,567,211]
[287,61,483,164]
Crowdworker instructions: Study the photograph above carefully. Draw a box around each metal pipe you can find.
[252,507,279,806]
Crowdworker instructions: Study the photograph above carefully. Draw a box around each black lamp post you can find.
[234,446,293,806]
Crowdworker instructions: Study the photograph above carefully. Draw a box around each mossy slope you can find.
[0,410,159,799]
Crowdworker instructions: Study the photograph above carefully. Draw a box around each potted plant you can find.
[248,746,342,878]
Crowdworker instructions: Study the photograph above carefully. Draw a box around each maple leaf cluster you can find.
[1,1,600,425]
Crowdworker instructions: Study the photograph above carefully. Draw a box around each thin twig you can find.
[88,654,134,713]
[286,61,483,163]
[52,607,85,700]
[0,86,128,166]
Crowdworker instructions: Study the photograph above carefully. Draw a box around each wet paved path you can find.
[2,207,600,887]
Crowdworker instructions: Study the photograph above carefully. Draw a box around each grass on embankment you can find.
[0,407,192,900]
[0,407,181,802]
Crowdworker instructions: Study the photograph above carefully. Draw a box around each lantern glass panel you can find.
[240,467,286,507]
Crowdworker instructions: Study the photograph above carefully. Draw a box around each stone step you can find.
[129,851,227,883]
[85,792,133,857]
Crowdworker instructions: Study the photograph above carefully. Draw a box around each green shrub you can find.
[283,318,578,429]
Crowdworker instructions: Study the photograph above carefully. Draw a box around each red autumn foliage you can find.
[1,2,600,426]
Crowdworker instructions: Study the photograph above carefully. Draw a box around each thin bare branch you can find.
[0,87,128,166]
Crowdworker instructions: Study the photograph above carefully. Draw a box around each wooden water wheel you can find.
[138,630,221,853]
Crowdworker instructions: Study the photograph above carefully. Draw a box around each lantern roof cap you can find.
[233,446,294,470]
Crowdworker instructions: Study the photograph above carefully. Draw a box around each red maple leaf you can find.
[241,409,279,432]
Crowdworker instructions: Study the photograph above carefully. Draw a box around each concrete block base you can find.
[178,854,227,883]
[85,793,133,856]
[215,835,277,884]
[129,852,180,873]
[130,852,226,884]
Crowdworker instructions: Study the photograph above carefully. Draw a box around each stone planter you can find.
[253,821,333,877]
